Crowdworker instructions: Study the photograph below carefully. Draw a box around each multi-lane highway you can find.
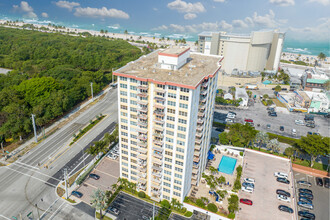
[0,88,118,220]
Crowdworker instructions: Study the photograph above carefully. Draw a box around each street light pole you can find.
[64,168,68,199]
[31,114,38,143]
[90,82,94,101]
[35,204,40,220]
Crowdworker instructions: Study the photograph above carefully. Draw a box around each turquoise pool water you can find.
[218,156,237,175]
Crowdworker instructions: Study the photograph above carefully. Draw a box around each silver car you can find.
[297,201,313,210]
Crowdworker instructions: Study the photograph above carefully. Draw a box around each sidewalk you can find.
[292,163,329,178]
[0,86,112,164]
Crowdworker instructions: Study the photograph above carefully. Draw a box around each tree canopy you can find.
[0,27,141,139]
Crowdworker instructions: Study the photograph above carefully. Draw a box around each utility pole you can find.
[31,114,38,143]
[35,204,40,220]
[64,168,69,199]
[90,82,94,101]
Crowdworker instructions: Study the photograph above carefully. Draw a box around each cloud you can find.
[232,19,248,28]
[167,0,205,14]
[249,10,281,28]
[41,12,49,18]
[74,7,130,19]
[55,1,80,11]
[214,0,226,2]
[153,21,233,33]
[308,0,330,5]
[184,13,197,20]
[13,1,37,19]
[269,0,295,6]
[153,8,158,11]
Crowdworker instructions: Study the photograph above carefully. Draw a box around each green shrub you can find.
[184,211,193,217]
[207,203,218,213]
[196,199,205,208]
[160,199,171,209]
[233,179,241,191]
[138,191,146,198]
[227,213,235,219]
[239,151,243,156]
[180,207,187,213]
[184,197,190,203]
[236,165,242,178]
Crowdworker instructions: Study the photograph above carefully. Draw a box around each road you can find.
[0,88,118,220]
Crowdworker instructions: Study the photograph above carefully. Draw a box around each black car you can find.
[299,188,313,194]
[323,177,330,188]
[269,112,277,117]
[278,205,293,213]
[304,115,314,121]
[299,196,313,204]
[299,192,313,200]
[276,189,291,197]
[298,211,315,220]
[89,173,100,180]
[277,177,290,184]
[71,191,83,198]
[280,126,284,131]
[315,177,323,186]
[215,128,224,132]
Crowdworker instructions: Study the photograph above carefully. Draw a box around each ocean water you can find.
[1,14,329,57]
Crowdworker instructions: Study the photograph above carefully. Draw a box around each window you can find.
[168,93,176,98]
[130,134,137,138]
[167,108,175,114]
[166,137,173,143]
[121,118,128,123]
[156,92,165,97]
[130,114,137,119]
[165,144,173,150]
[121,125,128,130]
[120,91,127,96]
[165,164,172,169]
[130,107,137,112]
[163,182,171,187]
[122,173,128,178]
[173,192,181,197]
[174,180,182,185]
[179,103,188,109]
[176,154,184,160]
[165,151,173,156]
[130,78,137,83]
[164,170,171,175]
[122,144,128,149]
[165,157,172,162]
[130,141,137,145]
[141,81,148,85]
[121,150,128,155]
[174,186,181,191]
[167,101,176,106]
[177,133,185,139]
[131,147,137,152]
[177,140,185,146]
[122,156,128,161]
[167,116,175,121]
[180,88,189,93]
[163,188,170,193]
[122,167,128,172]
[179,111,187,117]
[178,126,186,132]
[175,167,183,172]
[121,112,127,117]
[130,121,137,126]
[176,147,184,153]
[120,105,127,110]
[131,176,137,181]
[180,95,188,101]
[130,100,137,105]
[168,85,177,90]
[131,171,137,175]
[120,83,127,88]
[157,84,165,89]
[131,165,137,170]
[175,160,183,166]
[175,173,182,178]
[120,98,127,103]
[166,130,174,136]
[130,153,137,157]
[121,132,128,136]
[163,195,170,200]
[120,76,127,81]
[164,176,171,181]
[130,85,137,90]
[166,123,174,129]
[178,119,187,124]
[122,162,128,166]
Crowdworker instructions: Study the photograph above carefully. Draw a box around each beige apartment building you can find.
[113,47,222,203]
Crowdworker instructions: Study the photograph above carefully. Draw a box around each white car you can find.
[292,129,297,135]
[274,172,288,179]
[244,178,255,184]
[242,187,253,193]
[295,120,304,126]
[277,194,291,203]
[227,114,236,119]
[225,118,234,123]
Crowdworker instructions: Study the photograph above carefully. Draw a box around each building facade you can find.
[114,47,222,203]
[198,30,285,76]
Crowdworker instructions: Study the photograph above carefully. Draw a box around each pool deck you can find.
[187,147,243,214]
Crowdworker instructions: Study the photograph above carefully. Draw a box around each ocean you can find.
[1,15,329,57]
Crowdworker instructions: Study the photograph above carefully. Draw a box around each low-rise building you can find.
[304,91,329,113]
[235,88,249,106]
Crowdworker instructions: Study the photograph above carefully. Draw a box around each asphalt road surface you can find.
[0,88,118,220]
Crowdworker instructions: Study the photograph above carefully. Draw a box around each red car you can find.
[244,119,253,123]
[240,199,253,205]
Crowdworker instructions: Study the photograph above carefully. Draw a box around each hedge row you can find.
[267,133,298,145]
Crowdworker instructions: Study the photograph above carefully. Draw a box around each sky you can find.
[0,0,329,42]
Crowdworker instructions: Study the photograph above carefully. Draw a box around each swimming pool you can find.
[218,156,237,175]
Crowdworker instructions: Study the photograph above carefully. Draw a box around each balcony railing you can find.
[197,119,204,124]
[192,168,198,175]
[153,132,164,138]
[138,167,147,172]
[154,110,165,117]
[152,178,162,184]
[199,104,206,110]
[137,93,148,98]
[151,190,161,196]
[200,90,207,96]
[191,175,198,180]
[154,104,165,109]
[138,141,147,148]
[202,82,208,87]
[153,139,163,146]
[138,154,147,160]
[138,148,148,154]
[151,183,161,189]
[193,157,200,163]
[137,100,148,105]
[154,96,166,102]
[152,145,163,152]
[138,178,147,185]
[138,185,146,191]
[138,107,148,113]
[138,135,147,141]
[138,85,148,90]
[196,125,204,132]
[154,88,165,93]
[138,114,148,120]
[152,165,162,172]
[153,118,165,124]
[195,145,201,151]
[200,97,207,103]
[137,128,148,134]
[152,172,162,178]
[137,121,148,127]
[198,112,205,118]
[196,132,203,139]
[153,153,163,160]
[195,139,202,145]
[138,172,147,178]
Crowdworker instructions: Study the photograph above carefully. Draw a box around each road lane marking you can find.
[11,163,60,181]
[15,161,40,170]
[0,214,11,220]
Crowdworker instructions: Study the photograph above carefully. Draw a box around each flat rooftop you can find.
[114,50,222,89]
[159,47,188,56]
[236,149,296,220]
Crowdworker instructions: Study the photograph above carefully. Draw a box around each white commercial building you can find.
[114,47,222,203]
[198,30,285,77]
[235,88,249,106]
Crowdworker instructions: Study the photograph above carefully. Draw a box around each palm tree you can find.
[267,139,280,153]
[90,188,107,220]
[209,166,218,175]
[254,131,269,150]
[318,52,326,61]
[111,183,118,192]
[171,198,178,209]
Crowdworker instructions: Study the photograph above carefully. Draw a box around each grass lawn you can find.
[62,166,86,187]
[57,187,65,197]
[96,212,112,220]
[272,98,287,108]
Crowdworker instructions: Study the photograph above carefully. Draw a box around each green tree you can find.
[218,132,229,145]
[267,139,280,153]
[284,147,294,159]
[318,52,326,61]
[254,131,269,150]
[227,194,239,213]
[274,85,282,92]
[209,166,218,175]
[90,188,107,220]
[207,203,218,213]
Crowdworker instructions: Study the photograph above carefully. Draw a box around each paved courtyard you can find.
[76,156,119,204]
[237,149,297,220]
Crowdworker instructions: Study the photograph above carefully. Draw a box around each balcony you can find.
[193,157,200,163]
[154,110,165,117]
[152,178,162,184]
[137,114,148,120]
[192,168,198,175]
[154,124,164,131]
[198,112,205,118]
[191,180,197,185]
[153,132,164,139]
[195,139,202,145]
[138,147,148,154]
[152,172,162,178]
[138,172,147,178]
[197,119,204,125]
[154,96,166,102]
[154,104,165,109]
[151,183,161,190]
[138,161,147,167]
[138,135,147,141]
[138,178,147,185]
[200,97,207,103]
[153,118,164,124]
[195,132,203,139]
[196,125,204,132]
[153,139,163,146]
[193,164,199,169]
[202,81,208,87]
[199,104,206,110]
[155,88,165,93]
[152,145,163,152]
[137,99,148,105]
[152,158,162,165]
[152,165,162,172]
[194,151,200,157]
[137,121,148,127]
[138,154,147,160]
[138,85,148,90]
[191,175,198,180]
[138,184,146,191]
[137,93,148,98]
[153,153,163,160]
[200,90,207,96]
[151,189,161,196]
[138,141,147,148]
[138,167,147,172]
[138,107,148,113]
[195,145,201,151]
[137,127,148,134]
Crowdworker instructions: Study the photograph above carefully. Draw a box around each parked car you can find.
[89,173,100,180]
[225,118,234,123]
[274,172,288,178]
[323,177,330,188]
[242,182,255,189]
[307,131,313,135]
[297,181,312,187]
[298,201,314,210]
[269,112,277,117]
[306,123,315,128]
[242,187,253,193]
[278,205,293,213]
[107,206,120,215]
[299,197,313,204]
[299,192,313,200]
[243,178,255,183]
[228,111,237,115]
[299,188,312,194]
[266,124,271,129]
[240,199,253,205]
[298,211,315,220]
[215,128,224,132]
[244,119,253,123]
[304,115,314,122]
[71,191,83,198]
[277,177,290,184]
[277,194,291,202]
[292,129,297,135]
[227,114,236,119]
[280,126,284,131]
[276,189,290,197]
[295,119,304,126]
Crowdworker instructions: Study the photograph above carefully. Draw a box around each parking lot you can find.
[76,156,120,204]
[237,149,297,220]
[293,171,330,220]
[214,101,329,137]
[108,192,161,220]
